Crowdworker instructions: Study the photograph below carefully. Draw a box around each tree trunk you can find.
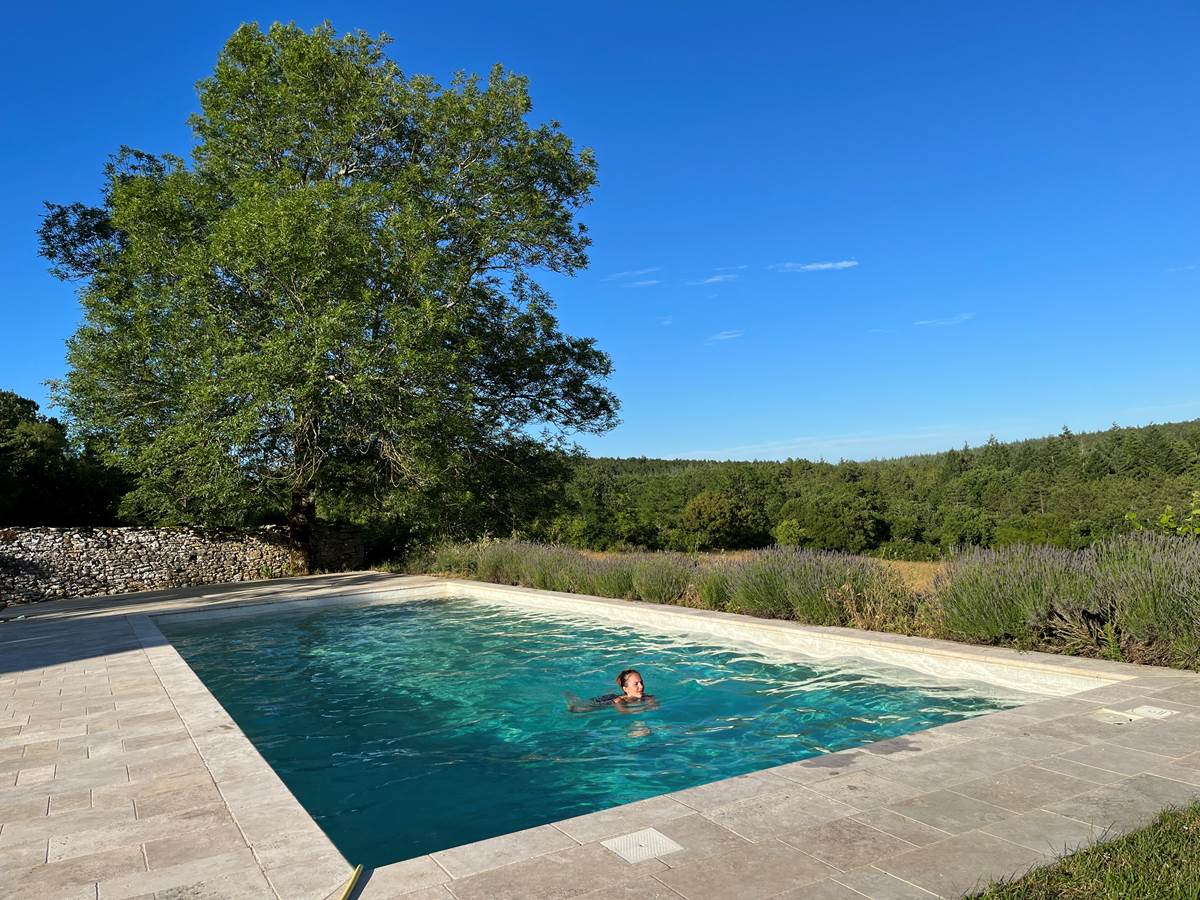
[288,487,316,575]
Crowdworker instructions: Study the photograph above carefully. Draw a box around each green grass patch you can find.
[973,802,1200,899]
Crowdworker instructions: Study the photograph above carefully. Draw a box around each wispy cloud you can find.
[1165,264,1197,273]
[715,265,748,271]
[685,423,1002,460]
[622,279,661,288]
[914,312,975,327]
[658,316,674,326]
[689,274,738,285]
[604,266,662,281]
[706,329,745,343]
[769,260,859,272]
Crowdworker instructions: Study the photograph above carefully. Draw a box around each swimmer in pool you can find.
[567,668,658,712]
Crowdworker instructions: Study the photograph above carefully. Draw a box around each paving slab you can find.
[832,866,940,899]
[980,808,1106,854]
[873,832,1050,898]
[357,855,450,898]
[883,790,1013,834]
[654,838,837,900]
[1043,773,1200,837]
[444,841,667,900]
[701,784,859,840]
[430,823,577,878]
[950,765,1097,813]
[778,816,919,870]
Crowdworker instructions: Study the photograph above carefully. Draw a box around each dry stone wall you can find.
[0,526,364,606]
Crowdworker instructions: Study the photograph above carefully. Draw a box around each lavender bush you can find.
[693,558,736,610]
[934,545,1099,648]
[395,533,1200,670]
[1095,533,1200,667]
[726,548,910,627]
[630,553,694,604]
[936,534,1200,666]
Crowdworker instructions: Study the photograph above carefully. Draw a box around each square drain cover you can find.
[601,828,684,864]
[1091,708,1140,725]
[1128,705,1178,719]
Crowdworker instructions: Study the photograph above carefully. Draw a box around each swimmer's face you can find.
[621,673,645,699]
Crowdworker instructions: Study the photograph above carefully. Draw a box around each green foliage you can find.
[0,390,127,525]
[527,419,1200,558]
[629,554,694,604]
[1127,490,1200,538]
[1095,533,1200,667]
[871,540,941,561]
[681,490,768,550]
[936,535,1200,667]
[772,519,805,547]
[724,549,911,628]
[693,561,735,610]
[39,23,616,562]
[586,558,637,600]
[475,541,526,585]
[935,546,1097,646]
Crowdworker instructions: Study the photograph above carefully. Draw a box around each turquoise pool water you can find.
[159,598,1027,867]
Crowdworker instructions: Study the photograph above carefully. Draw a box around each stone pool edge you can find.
[6,572,1200,900]
[127,614,357,899]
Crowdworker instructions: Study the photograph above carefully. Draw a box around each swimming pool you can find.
[159,597,1031,867]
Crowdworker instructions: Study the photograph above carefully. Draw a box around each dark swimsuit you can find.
[590,693,622,704]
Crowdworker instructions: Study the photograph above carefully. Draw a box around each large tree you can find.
[39,23,618,569]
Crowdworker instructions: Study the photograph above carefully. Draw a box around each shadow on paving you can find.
[0,572,394,675]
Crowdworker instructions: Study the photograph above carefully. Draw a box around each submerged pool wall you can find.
[159,578,1129,698]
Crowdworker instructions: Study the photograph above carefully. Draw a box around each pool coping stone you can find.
[0,571,1197,899]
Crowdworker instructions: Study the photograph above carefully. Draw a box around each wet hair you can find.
[616,669,642,690]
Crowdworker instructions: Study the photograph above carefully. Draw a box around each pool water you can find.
[159,598,1027,866]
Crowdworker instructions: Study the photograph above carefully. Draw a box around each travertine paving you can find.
[2,574,1199,899]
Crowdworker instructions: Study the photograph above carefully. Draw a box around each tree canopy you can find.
[533,420,1200,556]
[0,391,126,526]
[39,23,617,566]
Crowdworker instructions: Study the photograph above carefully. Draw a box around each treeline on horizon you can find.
[3,384,1198,559]
[528,419,1200,558]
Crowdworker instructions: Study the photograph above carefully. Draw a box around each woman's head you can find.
[616,668,645,699]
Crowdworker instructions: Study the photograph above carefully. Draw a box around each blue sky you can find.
[3,2,1198,461]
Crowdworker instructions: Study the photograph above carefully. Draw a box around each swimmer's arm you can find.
[565,692,610,713]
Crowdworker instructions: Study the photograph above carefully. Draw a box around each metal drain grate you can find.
[600,828,685,864]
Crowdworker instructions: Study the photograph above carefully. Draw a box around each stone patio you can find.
[2,573,1199,899]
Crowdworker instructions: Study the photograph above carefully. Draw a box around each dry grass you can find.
[583,549,944,594]
[877,559,943,593]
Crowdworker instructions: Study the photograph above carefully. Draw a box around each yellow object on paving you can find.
[339,863,364,900]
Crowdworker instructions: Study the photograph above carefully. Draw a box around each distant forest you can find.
[528,420,1200,558]
[3,384,1197,558]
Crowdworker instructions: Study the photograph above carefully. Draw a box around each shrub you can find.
[476,540,526,585]
[694,560,735,610]
[630,553,694,604]
[773,519,805,547]
[430,541,479,575]
[585,557,637,600]
[1095,533,1200,667]
[724,549,895,626]
[934,545,1097,647]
